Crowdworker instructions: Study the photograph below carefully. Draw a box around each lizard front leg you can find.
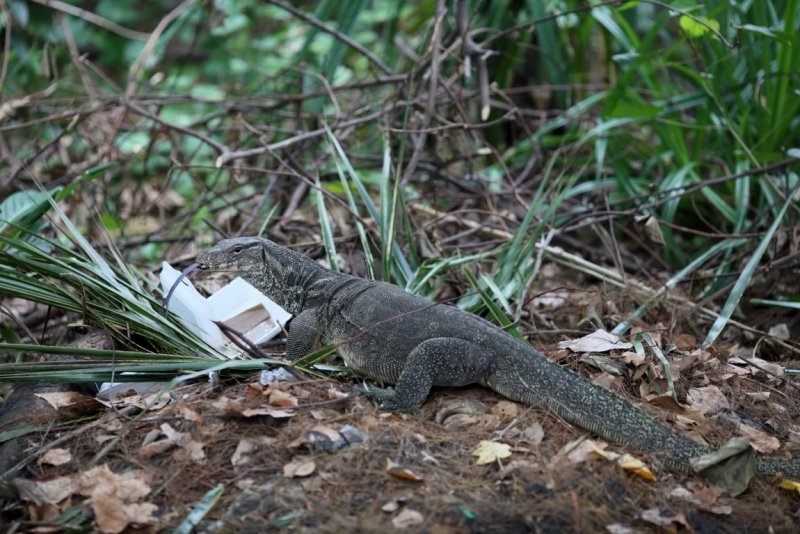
[358,338,491,411]
[285,308,322,362]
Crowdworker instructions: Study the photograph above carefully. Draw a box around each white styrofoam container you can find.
[97,263,292,400]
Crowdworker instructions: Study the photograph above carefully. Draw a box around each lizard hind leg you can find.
[358,337,491,412]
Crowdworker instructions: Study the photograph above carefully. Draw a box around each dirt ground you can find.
[2,282,800,534]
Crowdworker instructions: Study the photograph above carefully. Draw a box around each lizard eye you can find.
[233,246,243,253]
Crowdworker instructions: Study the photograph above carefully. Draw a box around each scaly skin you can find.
[196,236,800,481]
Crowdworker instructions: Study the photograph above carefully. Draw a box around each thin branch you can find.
[265,0,393,75]
[29,0,151,41]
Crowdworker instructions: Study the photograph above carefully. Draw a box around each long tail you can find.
[488,347,800,480]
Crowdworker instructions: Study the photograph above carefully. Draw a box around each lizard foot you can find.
[350,383,417,412]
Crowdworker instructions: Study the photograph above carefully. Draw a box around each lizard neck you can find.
[239,239,341,315]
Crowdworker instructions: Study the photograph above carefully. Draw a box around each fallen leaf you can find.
[269,389,298,407]
[235,478,255,490]
[520,422,544,445]
[647,393,687,413]
[287,425,345,453]
[301,478,322,492]
[728,356,784,378]
[392,508,423,529]
[118,392,169,411]
[212,396,244,415]
[567,440,603,464]
[231,439,256,467]
[558,330,633,353]
[327,387,350,399]
[592,371,621,390]
[78,465,158,534]
[241,407,295,418]
[586,440,655,481]
[472,440,512,465]
[690,436,755,496]
[181,406,206,426]
[245,382,263,398]
[283,460,316,478]
[39,448,72,466]
[621,351,646,366]
[634,215,666,246]
[640,508,688,529]
[779,479,800,494]
[213,396,295,418]
[687,385,731,415]
[491,400,519,419]
[497,460,540,480]
[386,459,425,482]
[382,500,400,512]
[34,391,103,415]
[673,334,697,351]
[605,524,643,534]
[736,423,780,453]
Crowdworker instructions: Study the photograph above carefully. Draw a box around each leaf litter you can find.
[4,273,800,532]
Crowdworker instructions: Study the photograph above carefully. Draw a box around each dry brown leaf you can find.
[34,475,78,505]
[99,416,124,432]
[728,356,784,378]
[212,396,244,415]
[301,478,322,492]
[476,414,502,428]
[213,396,294,418]
[118,392,169,411]
[491,400,519,419]
[592,372,620,390]
[647,393,687,413]
[567,440,604,464]
[79,465,157,534]
[284,460,317,478]
[392,508,424,529]
[245,382,263,398]
[497,460,540,479]
[520,422,544,445]
[327,387,350,399]
[640,508,688,529]
[472,440,512,465]
[687,385,731,415]
[621,351,646,366]
[34,391,103,415]
[231,439,256,467]
[181,406,206,426]
[605,523,643,534]
[558,330,633,353]
[241,407,296,418]
[138,438,177,460]
[39,448,72,466]
[269,389,299,407]
[386,459,425,482]
[673,334,698,351]
[736,423,780,453]
[310,409,330,421]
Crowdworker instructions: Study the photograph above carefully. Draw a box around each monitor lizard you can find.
[196,236,800,481]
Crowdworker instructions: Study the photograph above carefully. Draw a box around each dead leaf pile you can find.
[14,464,159,534]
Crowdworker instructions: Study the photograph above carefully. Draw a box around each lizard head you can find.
[195,237,267,276]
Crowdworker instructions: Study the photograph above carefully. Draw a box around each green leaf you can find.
[314,175,339,272]
[606,102,663,119]
[175,485,224,534]
[0,189,61,234]
[679,15,720,38]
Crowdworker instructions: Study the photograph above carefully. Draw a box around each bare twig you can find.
[29,0,151,41]
[265,0,393,75]
[400,0,446,185]
[126,0,199,96]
